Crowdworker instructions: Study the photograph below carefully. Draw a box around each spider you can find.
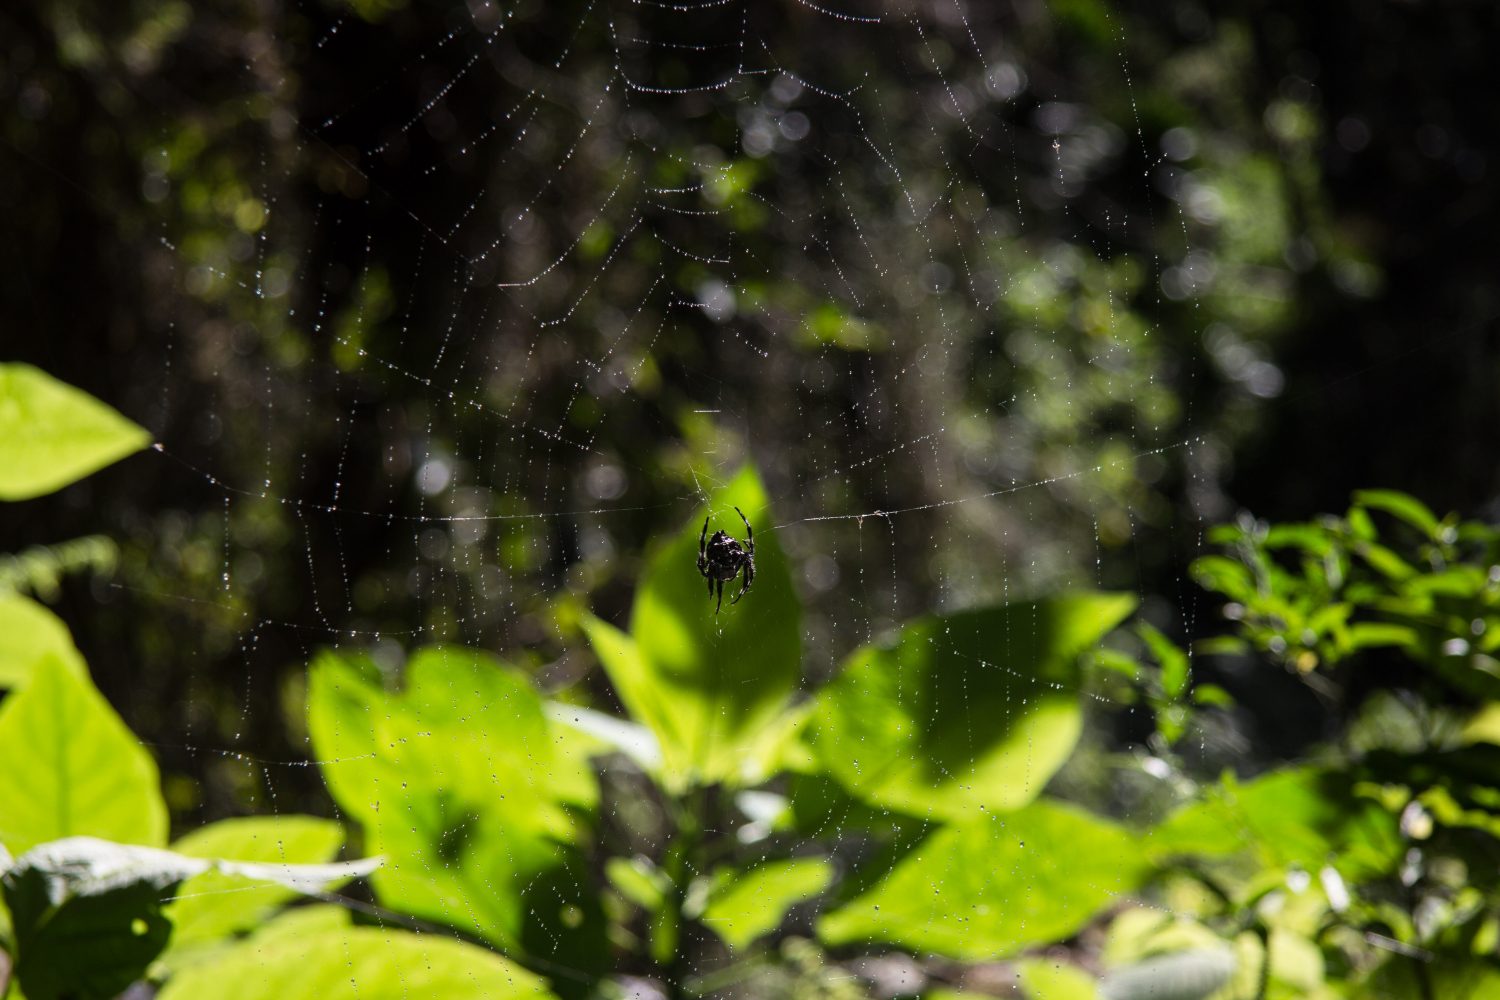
[697,506,755,614]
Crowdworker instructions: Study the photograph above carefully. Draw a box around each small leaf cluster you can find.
[1192,490,1500,684]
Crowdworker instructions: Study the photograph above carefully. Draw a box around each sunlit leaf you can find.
[1462,703,1500,746]
[1352,489,1442,539]
[0,657,166,855]
[1150,767,1401,881]
[1263,523,1336,555]
[818,800,1151,960]
[1190,556,1257,602]
[0,593,86,690]
[1353,541,1416,582]
[1191,684,1234,708]
[0,364,150,501]
[161,816,346,958]
[1089,647,1141,680]
[1018,958,1101,1000]
[306,647,604,970]
[588,465,801,789]
[606,856,670,915]
[804,593,1135,819]
[1193,636,1249,657]
[156,923,558,1000]
[1404,565,1488,599]
[701,858,832,950]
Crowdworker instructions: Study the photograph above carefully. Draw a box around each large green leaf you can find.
[306,647,604,972]
[804,594,1136,819]
[0,593,86,690]
[161,816,346,958]
[156,922,558,1000]
[586,465,801,788]
[701,858,832,950]
[0,656,167,854]
[819,800,1151,960]
[3,847,175,1000]
[0,364,150,501]
[2,836,379,1000]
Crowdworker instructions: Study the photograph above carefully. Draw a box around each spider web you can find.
[121,0,1234,994]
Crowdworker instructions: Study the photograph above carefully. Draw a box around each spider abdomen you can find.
[697,511,756,613]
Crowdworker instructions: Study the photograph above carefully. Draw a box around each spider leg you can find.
[735,506,753,555]
[698,516,710,574]
[715,578,724,614]
[707,573,714,597]
[730,560,753,605]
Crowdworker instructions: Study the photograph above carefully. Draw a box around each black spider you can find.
[697,506,755,614]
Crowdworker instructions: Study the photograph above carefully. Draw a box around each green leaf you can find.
[1405,565,1488,599]
[3,846,175,1000]
[1462,703,1500,746]
[605,857,670,915]
[156,924,558,1000]
[0,364,150,501]
[1346,622,1418,653]
[588,465,801,788]
[1352,489,1442,539]
[1139,623,1189,700]
[1263,523,1335,556]
[1192,636,1248,657]
[1017,958,1100,1000]
[161,816,346,958]
[1191,684,1234,708]
[1354,541,1417,582]
[1150,767,1401,880]
[306,647,604,970]
[804,593,1136,820]
[0,593,87,690]
[818,800,1151,960]
[0,656,166,854]
[2,836,376,1000]
[1189,556,1257,602]
[1089,648,1140,680]
[701,858,832,950]
[248,903,352,944]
